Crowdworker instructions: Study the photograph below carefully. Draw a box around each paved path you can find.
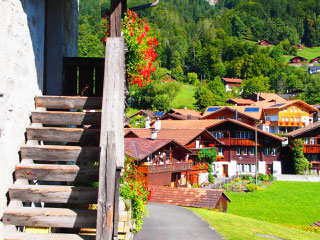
[133,203,224,240]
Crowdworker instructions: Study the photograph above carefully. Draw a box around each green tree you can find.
[305,75,320,104]
[187,72,199,84]
[207,76,227,105]
[195,86,216,111]
[241,76,270,98]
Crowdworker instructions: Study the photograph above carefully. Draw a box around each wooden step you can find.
[31,111,101,125]
[4,232,95,240]
[2,207,96,228]
[35,96,102,109]
[26,127,100,144]
[15,164,99,182]
[20,145,100,162]
[9,185,98,204]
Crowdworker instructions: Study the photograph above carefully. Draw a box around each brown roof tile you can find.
[170,109,202,117]
[222,78,242,83]
[124,128,221,145]
[124,138,190,160]
[285,121,320,138]
[152,120,222,129]
[149,186,231,209]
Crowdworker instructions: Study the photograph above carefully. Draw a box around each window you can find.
[243,148,248,155]
[250,148,255,155]
[294,117,297,122]
[271,148,277,156]
[290,108,293,113]
[286,117,288,122]
[251,164,256,173]
[301,109,304,113]
[213,132,223,138]
[282,117,285,122]
[218,148,224,156]
[236,147,241,155]
[310,138,316,145]
[298,117,300,122]
[284,108,287,112]
[291,117,293,122]
[236,131,253,139]
[216,117,226,120]
[295,108,298,113]
[265,148,271,156]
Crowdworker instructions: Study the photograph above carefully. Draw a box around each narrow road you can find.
[133,203,224,240]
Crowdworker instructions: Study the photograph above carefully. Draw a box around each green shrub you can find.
[258,173,269,182]
[245,183,261,192]
[222,184,230,190]
[193,183,199,188]
[269,174,275,181]
[241,174,253,180]
[208,174,215,183]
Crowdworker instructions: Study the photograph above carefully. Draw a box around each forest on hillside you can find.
[78,0,320,111]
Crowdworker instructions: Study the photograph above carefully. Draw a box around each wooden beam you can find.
[110,0,127,37]
[15,163,98,182]
[9,185,98,204]
[20,145,100,162]
[35,96,102,109]
[96,37,125,240]
[2,207,97,228]
[4,232,95,240]
[32,111,101,125]
[27,127,100,144]
[15,164,99,182]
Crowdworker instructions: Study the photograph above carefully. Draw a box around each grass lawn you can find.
[190,208,320,240]
[171,84,196,109]
[298,47,320,60]
[227,181,320,226]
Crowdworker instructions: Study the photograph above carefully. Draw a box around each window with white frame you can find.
[282,117,285,122]
[243,148,248,155]
[310,138,316,145]
[236,147,241,155]
[290,108,293,113]
[218,147,224,156]
[250,147,255,155]
[213,132,223,138]
[291,117,293,122]
[284,108,287,112]
[251,164,256,172]
[286,117,288,121]
[265,148,271,156]
[271,148,277,156]
[216,117,226,120]
[236,131,253,139]
[295,108,298,113]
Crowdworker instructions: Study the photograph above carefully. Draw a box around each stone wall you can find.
[0,0,45,219]
[0,0,78,220]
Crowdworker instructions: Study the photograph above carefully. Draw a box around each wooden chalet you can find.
[222,78,242,92]
[202,106,263,126]
[206,119,284,177]
[286,122,320,174]
[310,56,320,64]
[150,119,222,129]
[258,40,273,46]
[289,56,307,63]
[125,138,192,187]
[129,110,155,119]
[124,128,221,185]
[247,92,287,103]
[293,44,303,50]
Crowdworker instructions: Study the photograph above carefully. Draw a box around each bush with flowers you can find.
[121,10,158,87]
[120,155,151,232]
[101,10,158,87]
[290,138,311,174]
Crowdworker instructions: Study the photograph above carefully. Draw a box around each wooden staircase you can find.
[2,96,103,239]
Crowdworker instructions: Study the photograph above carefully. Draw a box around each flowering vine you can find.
[290,138,311,174]
[101,10,158,87]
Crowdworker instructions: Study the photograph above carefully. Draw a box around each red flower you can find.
[144,25,150,32]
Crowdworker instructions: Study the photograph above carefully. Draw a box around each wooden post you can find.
[96,38,125,240]
[110,0,127,37]
[113,169,121,239]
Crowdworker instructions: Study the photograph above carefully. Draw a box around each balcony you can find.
[219,138,258,146]
[138,162,192,174]
[279,121,305,127]
[304,145,320,154]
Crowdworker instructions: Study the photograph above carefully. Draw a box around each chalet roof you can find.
[251,92,287,103]
[202,106,263,120]
[149,186,231,209]
[124,138,190,160]
[262,100,318,112]
[222,78,242,84]
[129,110,155,119]
[153,120,222,129]
[161,113,200,120]
[289,56,307,61]
[258,40,272,46]
[285,121,320,138]
[208,119,285,141]
[311,221,320,227]
[310,56,320,63]
[124,128,222,145]
[227,99,255,105]
[169,108,202,117]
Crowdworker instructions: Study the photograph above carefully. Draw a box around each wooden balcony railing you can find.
[219,138,258,146]
[138,162,192,174]
[63,57,105,97]
[304,145,320,154]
